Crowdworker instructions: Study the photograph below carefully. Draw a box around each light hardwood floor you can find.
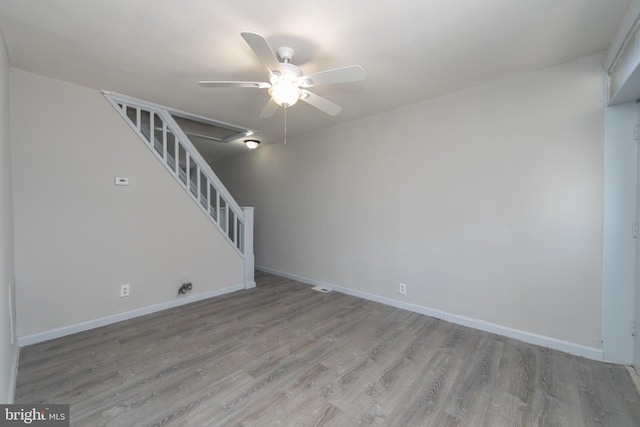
[15,271,640,426]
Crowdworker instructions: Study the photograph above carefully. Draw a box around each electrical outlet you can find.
[120,284,130,297]
[398,283,407,296]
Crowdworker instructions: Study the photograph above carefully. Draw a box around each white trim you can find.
[17,284,246,347]
[101,91,256,137]
[7,344,18,403]
[242,207,255,288]
[256,266,604,361]
[8,281,15,346]
[6,279,18,402]
[605,0,640,73]
[601,103,638,364]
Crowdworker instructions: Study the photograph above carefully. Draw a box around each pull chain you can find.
[284,105,287,145]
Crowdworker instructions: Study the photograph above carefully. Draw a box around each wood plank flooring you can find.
[15,271,640,426]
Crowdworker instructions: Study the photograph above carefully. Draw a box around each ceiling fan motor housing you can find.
[270,62,302,84]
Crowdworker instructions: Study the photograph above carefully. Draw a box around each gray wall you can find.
[217,54,605,350]
[0,30,17,402]
[11,69,244,338]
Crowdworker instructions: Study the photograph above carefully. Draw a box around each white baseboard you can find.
[18,283,246,347]
[256,266,604,361]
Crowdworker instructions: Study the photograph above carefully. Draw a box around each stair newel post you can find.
[242,207,256,289]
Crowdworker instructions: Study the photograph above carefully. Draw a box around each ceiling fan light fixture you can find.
[198,32,365,118]
[269,81,301,107]
[244,139,260,150]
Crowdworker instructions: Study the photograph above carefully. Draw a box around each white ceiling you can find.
[0,0,631,162]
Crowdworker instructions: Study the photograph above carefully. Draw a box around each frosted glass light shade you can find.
[244,139,260,149]
[269,81,301,107]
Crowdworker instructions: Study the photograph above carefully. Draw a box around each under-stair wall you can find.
[11,69,251,343]
[103,91,254,286]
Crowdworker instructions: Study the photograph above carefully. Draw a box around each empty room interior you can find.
[3,0,640,425]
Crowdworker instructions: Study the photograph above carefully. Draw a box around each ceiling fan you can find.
[198,32,365,118]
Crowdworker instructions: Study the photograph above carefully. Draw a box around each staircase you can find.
[103,91,255,288]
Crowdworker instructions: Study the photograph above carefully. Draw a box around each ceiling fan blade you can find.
[198,81,270,89]
[241,32,285,76]
[298,65,365,88]
[259,98,279,119]
[300,90,343,116]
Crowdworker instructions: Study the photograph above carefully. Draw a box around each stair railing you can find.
[103,91,255,287]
